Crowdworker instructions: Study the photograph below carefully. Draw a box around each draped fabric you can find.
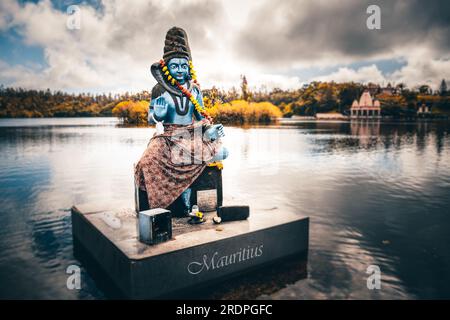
[134,120,220,209]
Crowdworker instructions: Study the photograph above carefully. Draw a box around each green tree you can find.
[240,75,250,101]
[440,79,448,96]
[418,85,431,95]
[396,83,406,94]
[338,83,361,113]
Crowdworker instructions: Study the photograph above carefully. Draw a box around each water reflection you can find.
[0,118,449,299]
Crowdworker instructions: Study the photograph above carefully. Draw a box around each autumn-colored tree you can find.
[112,100,149,125]
[2,79,450,121]
[207,100,281,124]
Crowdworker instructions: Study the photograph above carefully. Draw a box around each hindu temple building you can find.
[350,91,381,118]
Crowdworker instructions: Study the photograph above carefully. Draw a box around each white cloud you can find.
[311,48,450,90]
[390,53,450,89]
[0,0,232,92]
[312,65,386,85]
[0,0,449,93]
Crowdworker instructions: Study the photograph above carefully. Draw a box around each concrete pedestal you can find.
[71,203,309,299]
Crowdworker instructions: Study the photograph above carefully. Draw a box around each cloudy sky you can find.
[0,0,449,93]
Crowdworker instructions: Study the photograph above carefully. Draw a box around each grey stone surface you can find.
[72,204,309,299]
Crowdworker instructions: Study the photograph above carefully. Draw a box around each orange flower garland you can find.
[159,59,222,169]
[159,59,212,123]
[207,161,223,170]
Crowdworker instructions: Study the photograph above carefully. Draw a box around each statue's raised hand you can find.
[205,124,225,141]
[153,96,168,119]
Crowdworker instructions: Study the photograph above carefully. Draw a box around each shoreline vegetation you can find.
[1,78,449,125]
[111,99,283,125]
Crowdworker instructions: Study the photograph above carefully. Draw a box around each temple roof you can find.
[359,91,373,107]
[351,91,381,109]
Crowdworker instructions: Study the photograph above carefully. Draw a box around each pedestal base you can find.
[71,203,309,299]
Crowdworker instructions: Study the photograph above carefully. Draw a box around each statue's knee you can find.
[212,147,228,162]
[221,147,229,160]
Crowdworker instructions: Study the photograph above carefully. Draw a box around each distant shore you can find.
[2,82,449,123]
[284,114,449,121]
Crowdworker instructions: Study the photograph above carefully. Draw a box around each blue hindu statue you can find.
[134,27,228,216]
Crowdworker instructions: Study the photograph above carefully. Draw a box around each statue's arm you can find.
[193,87,204,121]
[153,95,169,121]
[148,98,166,124]
[192,87,225,140]
[148,101,156,124]
[149,85,168,123]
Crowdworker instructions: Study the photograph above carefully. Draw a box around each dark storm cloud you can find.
[235,0,450,66]
[105,0,225,60]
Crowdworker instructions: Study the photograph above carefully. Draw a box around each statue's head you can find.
[163,27,191,85]
[151,27,198,92]
[167,57,190,84]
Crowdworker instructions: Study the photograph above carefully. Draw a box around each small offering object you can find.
[188,205,205,224]
[213,216,222,224]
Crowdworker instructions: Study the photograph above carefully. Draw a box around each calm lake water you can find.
[0,117,449,299]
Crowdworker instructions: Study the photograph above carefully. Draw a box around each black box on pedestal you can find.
[217,206,250,222]
[138,208,172,245]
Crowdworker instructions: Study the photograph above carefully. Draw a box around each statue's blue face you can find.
[167,58,189,84]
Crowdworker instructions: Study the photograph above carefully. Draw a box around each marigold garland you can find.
[207,161,223,170]
[159,59,212,123]
[159,59,222,169]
